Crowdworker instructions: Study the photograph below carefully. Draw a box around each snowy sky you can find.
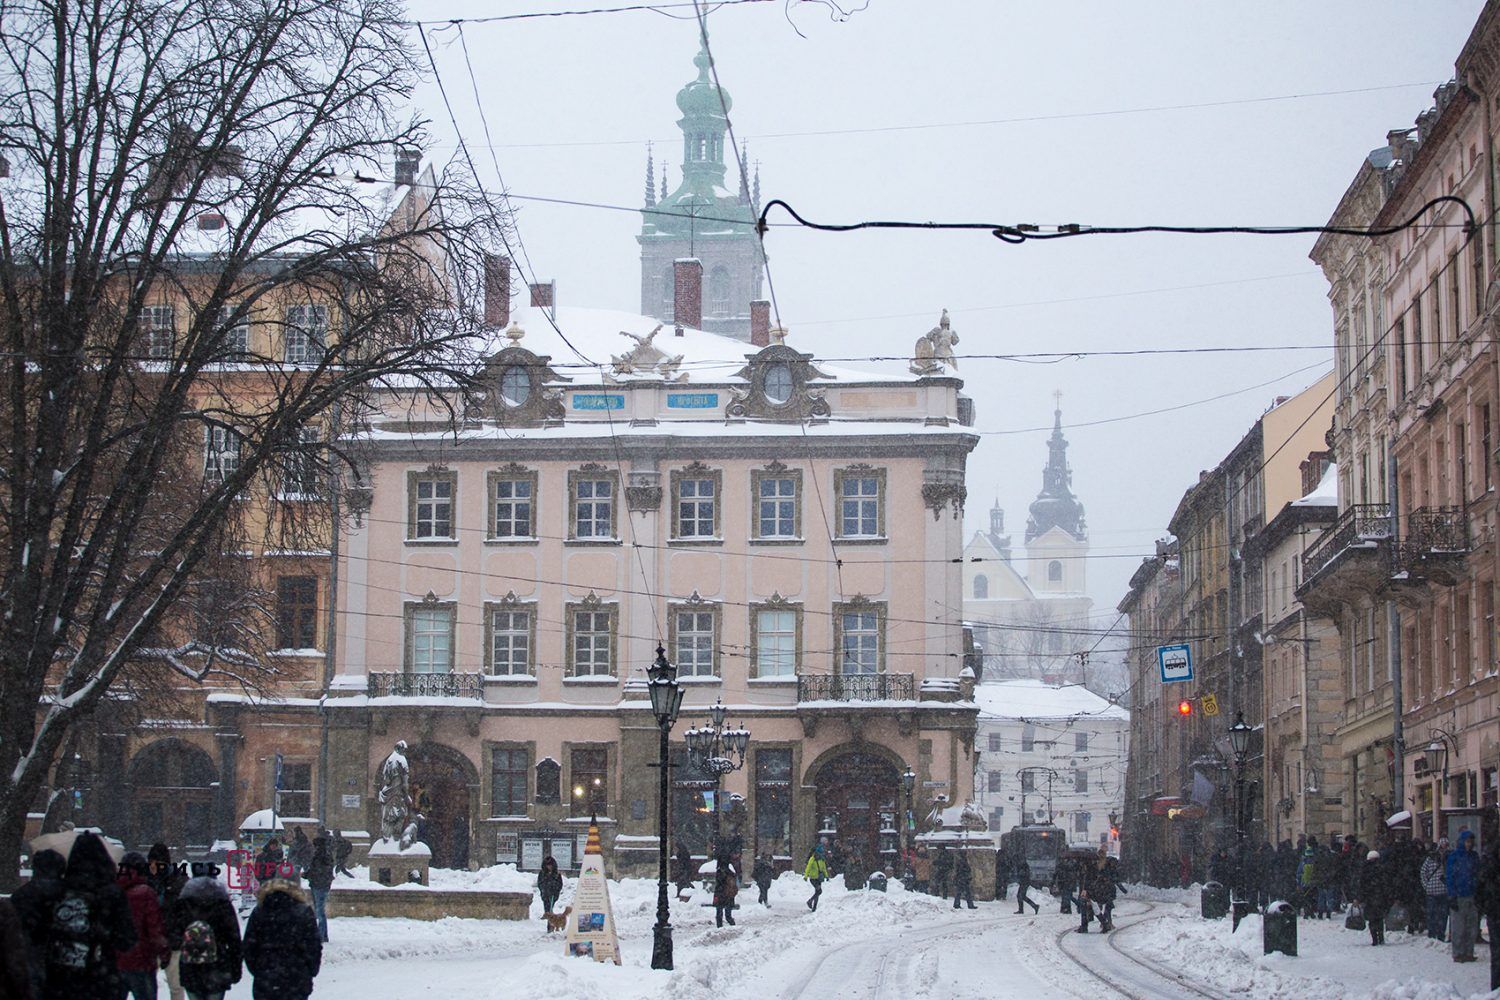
[407,0,1485,616]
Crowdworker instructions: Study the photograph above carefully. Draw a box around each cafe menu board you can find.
[565,850,621,965]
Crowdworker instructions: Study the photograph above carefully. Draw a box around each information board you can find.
[565,824,621,965]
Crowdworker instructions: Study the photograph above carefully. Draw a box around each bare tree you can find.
[0,0,502,883]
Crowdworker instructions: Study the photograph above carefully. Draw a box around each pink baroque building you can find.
[324,293,979,874]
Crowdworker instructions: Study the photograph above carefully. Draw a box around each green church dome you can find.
[676,36,731,119]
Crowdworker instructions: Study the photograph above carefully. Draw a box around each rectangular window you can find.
[1458,590,1473,687]
[143,304,176,359]
[281,427,321,498]
[203,425,241,482]
[1457,422,1469,504]
[1395,317,1408,395]
[673,607,717,678]
[753,608,797,677]
[407,604,454,674]
[671,748,715,855]
[1073,812,1091,835]
[1484,404,1493,492]
[837,470,884,537]
[1075,732,1089,752]
[1450,254,1463,339]
[754,748,793,855]
[409,472,455,539]
[1074,769,1089,793]
[1476,238,1488,319]
[219,305,250,359]
[1021,725,1036,752]
[1021,771,1035,792]
[1485,585,1496,674]
[277,762,312,818]
[1413,293,1424,375]
[835,604,883,675]
[673,470,719,539]
[570,748,608,817]
[754,472,799,538]
[284,304,328,364]
[491,748,528,817]
[988,733,1003,753]
[486,606,532,676]
[489,474,534,539]
[989,807,1004,832]
[987,771,1004,793]
[569,605,615,676]
[571,475,615,539]
[274,576,318,650]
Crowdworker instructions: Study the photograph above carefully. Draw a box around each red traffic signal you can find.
[1177,699,1193,717]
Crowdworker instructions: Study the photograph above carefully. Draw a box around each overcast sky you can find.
[409,0,1485,617]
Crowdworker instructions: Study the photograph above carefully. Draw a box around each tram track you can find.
[1053,898,1234,1000]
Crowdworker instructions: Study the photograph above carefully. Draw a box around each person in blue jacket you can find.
[1447,829,1480,963]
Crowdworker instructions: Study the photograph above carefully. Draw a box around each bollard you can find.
[1200,880,1229,919]
[868,871,888,893]
[1263,900,1298,956]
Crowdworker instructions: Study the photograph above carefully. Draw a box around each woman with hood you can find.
[242,879,321,1000]
[167,874,242,1000]
[537,856,564,915]
[803,843,830,912]
[44,832,136,999]
[114,851,169,999]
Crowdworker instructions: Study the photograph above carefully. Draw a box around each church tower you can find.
[638,29,764,339]
[1025,395,1089,596]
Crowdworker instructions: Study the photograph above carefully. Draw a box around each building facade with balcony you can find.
[319,301,980,873]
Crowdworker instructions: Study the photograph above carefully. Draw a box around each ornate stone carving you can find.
[608,325,687,381]
[473,344,570,427]
[910,309,959,375]
[725,344,834,422]
[921,482,968,521]
[625,470,662,512]
[344,483,373,526]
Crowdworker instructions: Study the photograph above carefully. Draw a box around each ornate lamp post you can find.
[901,767,916,877]
[683,699,750,859]
[647,646,685,971]
[1227,712,1252,925]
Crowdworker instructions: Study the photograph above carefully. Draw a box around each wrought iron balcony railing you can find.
[1396,505,1469,571]
[798,672,916,702]
[1301,504,1392,579]
[367,671,483,699]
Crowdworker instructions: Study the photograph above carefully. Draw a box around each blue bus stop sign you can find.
[1158,643,1193,683]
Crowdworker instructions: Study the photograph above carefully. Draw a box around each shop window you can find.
[570,748,608,817]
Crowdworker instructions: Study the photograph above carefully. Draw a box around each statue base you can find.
[368,838,432,886]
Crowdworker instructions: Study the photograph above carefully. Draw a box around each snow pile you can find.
[341,862,537,893]
[1368,981,1500,1000]
[1124,881,1200,904]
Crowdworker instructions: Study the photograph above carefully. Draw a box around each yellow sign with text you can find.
[1201,693,1220,717]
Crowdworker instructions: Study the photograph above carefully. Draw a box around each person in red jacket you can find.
[116,852,168,1000]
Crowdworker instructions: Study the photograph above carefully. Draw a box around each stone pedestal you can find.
[368,839,431,886]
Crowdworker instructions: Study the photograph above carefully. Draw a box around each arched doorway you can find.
[406,743,476,869]
[128,740,217,850]
[811,750,900,871]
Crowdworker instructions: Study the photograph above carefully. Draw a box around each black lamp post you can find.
[901,767,916,877]
[647,646,685,972]
[1228,712,1252,924]
[683,700,750,859]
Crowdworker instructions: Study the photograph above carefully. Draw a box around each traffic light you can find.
[1177,699,1193,717]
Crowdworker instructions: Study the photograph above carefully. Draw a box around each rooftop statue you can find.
[610,324,686,380]
[910,309,959,375]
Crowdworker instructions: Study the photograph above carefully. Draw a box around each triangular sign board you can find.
[564,819,621,965]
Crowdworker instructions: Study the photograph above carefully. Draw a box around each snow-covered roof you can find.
[973,678,1128,721]
[1290,462,1338,507]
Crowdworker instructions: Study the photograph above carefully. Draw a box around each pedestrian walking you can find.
[994,848,1011,901]
[713,855,738,927]
[288,827,312,885]
[1357,850,1393,945]
[242,880,321,1000]
[1055,856,1077,915]
[931,845,953,900]
[1447,829,1480,962]
[674,843,695,899]
[537,856,564,915]
[146,843,188,1000]
[305,836,334,943]
[1094,856,1125,931]
[12,849,66,1000]
[115,851,168,1000]
[1475,837,1500,991]
[167,874,243,1000]
[1421,839,1450,942]
[42,832,136,999]
[1296,838,1319,918]
[952,851,976,910]
[911,847,931,895]
[804,844,830,912]
[752,852,775,907]
[332,831,355,878]
[1014,858,1040,915]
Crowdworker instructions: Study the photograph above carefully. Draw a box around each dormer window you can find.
[764,363,793,405]
[499,366,531,407]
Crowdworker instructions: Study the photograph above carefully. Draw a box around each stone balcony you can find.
[797,672,916,703]
[1297,504,1392,615]
[367,671,484,699]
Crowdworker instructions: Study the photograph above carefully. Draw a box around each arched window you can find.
[709,266,731,317]
[973,574,988,599]
[1048,560,1063,583]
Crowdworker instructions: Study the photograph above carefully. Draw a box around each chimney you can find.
[394,146,420,187]
[484,254,511,328]
[750,300,771,347]
[673,259,702,330]
[529,280,556,321]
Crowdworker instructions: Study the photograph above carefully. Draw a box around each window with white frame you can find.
[204,426,241,482]
[1072,811,1090,835]
[754,608,797,677]
[674,473,717,538]
[486,606,531,676]
[284,304,328,364]
[407,604,453,674]
[143,304,176,359]
[673,608,717,677]
[837,470,883,537]
[490,473,535,538]
[755,474,798,538]
[835,604,882,675]
[281,427,321,497]
[219,305,250,359]
[571,475,615,539]
[409,472,455,539]
[570,605,614,676]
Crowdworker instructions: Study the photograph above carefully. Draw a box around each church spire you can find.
[644,144,656,208]
[1025,392,1087,543]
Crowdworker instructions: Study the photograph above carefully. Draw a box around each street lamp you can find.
[684,698,751,862]
[647,646,684,971]
[901,767,916,879]
[1228,712,1252,926]
[1421,728,1456,842]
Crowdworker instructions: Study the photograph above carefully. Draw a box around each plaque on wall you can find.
[520,837,544,871]
[341,794,361,809]
[554,839,574,870]
[495,832,519,865]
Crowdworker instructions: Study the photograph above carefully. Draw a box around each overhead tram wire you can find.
[407,0,778,26]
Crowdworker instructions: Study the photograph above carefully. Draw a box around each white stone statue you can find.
[910,309,959,375]
[377,740,411,842]
[610,324,685,379]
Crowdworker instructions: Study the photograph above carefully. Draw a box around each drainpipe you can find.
[319,401,342,828]
[1387,438,1405,818]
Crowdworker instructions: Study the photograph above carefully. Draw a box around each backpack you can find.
[47,889,100,971]
[180,919,218,966]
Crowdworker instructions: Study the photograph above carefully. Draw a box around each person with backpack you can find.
[712,852,739,927]
[44,832,136,999]
[751,852,775,907]
[12,849,67,999]
[332,831,355,878]
[167,874,242,1000]
[242,879,321,1000]
[304,836,335,943]
[288,828,312,885]
[115,852,168,1000]
[803,843,830,912]
[146,844,187,1000]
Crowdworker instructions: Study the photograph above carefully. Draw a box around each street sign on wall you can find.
[1158,643,1193,683]
[1201,693,1220,717]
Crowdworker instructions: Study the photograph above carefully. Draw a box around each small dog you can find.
[544,906,572,934]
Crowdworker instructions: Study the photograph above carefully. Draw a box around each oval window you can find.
[764,363,793,405]
[500,367,531,407]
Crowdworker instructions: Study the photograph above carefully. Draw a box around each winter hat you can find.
[148,842,172,865]
[119,850,150,875]
[30,849,66,879]
[1438,837,1450,849]
[1367,850,1380,861]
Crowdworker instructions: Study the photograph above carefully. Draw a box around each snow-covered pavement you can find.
[209,872,1500,1000]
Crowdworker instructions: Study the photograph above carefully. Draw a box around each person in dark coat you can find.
[254,840,283,883]
[1475,838,1500,991]
[146,842,188,1000]
[167,875,242,1000]
[673,844,695,898]
[952,851,976,910]
[304,836,335,943]
[993,848,1011,900]
[713,854,739,927]
[1094,856,1125,931]
[1054,856,1076,914]
[44,832,136,1000]
[12,849,66,999]
[0,896,31,1000]
[931,846,953,900]
[1357,849,1394,945]
[332,831,355,878]
[242,880,321,1000]
[751,852,775,907]
[288,828,312,884]
[1014,858,1040,915]
[537,856,564,915]
[115,852,168,999]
